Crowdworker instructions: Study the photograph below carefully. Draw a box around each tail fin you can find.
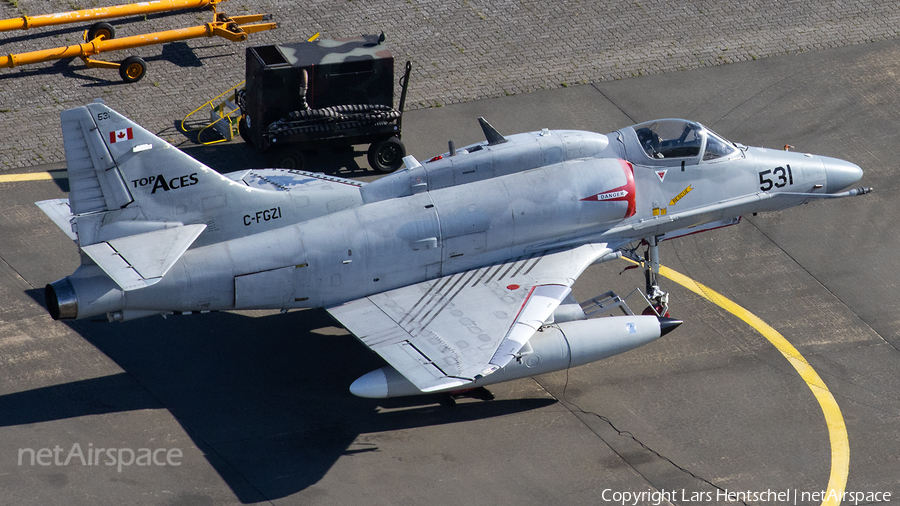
[54,101,245,290]
[62,101,240,218]
[62,103,134,215]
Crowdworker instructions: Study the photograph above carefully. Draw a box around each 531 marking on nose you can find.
[759,165,793,191]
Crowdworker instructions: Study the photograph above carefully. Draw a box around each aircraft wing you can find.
[326,243,614,393]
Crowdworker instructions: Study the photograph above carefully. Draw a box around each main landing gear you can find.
[439,387,496,407]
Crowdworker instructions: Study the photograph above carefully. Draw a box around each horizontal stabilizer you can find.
[81,224,206,291]
[35,199,77,241]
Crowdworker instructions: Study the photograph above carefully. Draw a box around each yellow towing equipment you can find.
[0,0,275,82]
[0,0,218,32]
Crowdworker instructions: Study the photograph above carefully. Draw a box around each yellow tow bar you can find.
[0,0,275,82]
[0,0,219,32]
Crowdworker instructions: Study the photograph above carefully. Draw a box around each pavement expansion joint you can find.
[532,372,743,504]
[0,252,36,291]
[744,218,900,356]
[572,401,742,504]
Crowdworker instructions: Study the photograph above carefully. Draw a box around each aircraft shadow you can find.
[4,298,554,502]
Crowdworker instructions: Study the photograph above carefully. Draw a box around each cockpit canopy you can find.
[629,119,740,165]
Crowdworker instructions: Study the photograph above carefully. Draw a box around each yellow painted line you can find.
[655,263,849,506]
[0,171,67,183]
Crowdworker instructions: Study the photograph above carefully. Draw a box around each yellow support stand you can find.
[179,33,320,145]
[180,81,245,145]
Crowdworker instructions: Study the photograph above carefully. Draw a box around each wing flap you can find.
[329,296,469,391]
[81,224,206,291]
[483,284,571,376]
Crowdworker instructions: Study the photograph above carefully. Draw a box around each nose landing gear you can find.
[643,236,670,317]
[621,236,670,317]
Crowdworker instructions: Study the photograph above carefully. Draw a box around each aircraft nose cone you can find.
[823,157,864,193]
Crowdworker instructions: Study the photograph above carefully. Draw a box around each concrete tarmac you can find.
[0,41,898,505]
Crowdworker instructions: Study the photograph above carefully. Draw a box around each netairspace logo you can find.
[18,443,182,473]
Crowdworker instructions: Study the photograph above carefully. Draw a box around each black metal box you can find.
[243,34,395,149]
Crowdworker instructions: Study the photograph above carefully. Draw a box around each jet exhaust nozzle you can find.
[46,278,78,320]
[44,268,125,321]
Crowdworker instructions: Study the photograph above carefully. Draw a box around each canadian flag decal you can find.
[579,159,637,218]
[109,128,133,144]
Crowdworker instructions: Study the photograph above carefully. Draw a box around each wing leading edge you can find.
[327,243,614,393]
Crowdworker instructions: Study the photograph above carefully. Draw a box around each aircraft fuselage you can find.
[50,115,866,323]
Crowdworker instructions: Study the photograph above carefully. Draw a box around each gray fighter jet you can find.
[38,103,870,398]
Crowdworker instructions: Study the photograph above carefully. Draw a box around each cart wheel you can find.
[87,22,115,42]
[238,115,253,146]
[367,137,405,173]
[119,56,147,83]
[270,148,306,170]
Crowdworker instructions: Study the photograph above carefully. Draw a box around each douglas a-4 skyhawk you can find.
[38,102,870,398]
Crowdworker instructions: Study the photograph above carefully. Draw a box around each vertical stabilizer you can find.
[52,102,257,290]
[61,102,245,221]
[62,105,134,215]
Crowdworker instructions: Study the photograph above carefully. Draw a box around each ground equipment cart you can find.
[237,34,411,172]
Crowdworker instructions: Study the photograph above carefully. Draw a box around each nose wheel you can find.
[642,236,670,317]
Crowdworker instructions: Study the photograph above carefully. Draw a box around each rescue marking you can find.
[628,260,849,506]
[669,185,693,206]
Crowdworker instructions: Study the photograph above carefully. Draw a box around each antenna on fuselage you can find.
[478,117,508,145]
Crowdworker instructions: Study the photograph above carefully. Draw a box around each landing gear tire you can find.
[269,147,306,170]
[87,22,115,42]
[238,115,253,146]
[642,305,671,318]
[119,56,147,83]
[367,137,405,173]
